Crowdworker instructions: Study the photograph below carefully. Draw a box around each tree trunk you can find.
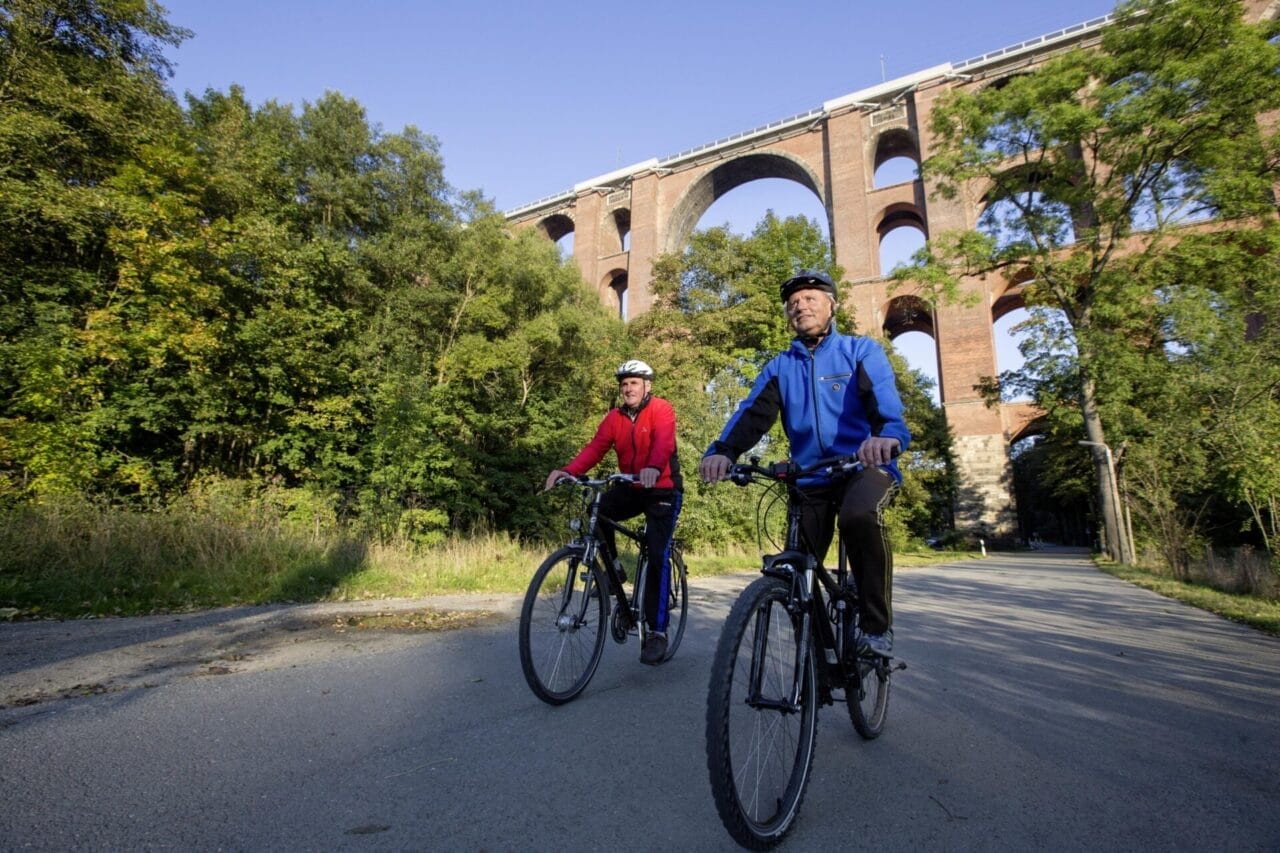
[1079,374,1129,563]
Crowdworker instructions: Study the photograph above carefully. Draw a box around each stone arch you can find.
[875,202,928,275]
[883,293,941,400]
[611,208,631,253]
[883,293,935,338]
[991,268,1034,322]
[600,268,628,320]
[539,212,575,243]
[663,151,826,253]
[979,166,1077,248]
[871,127,920,188]
[1007,411,1047,446]
[875,202,927,240]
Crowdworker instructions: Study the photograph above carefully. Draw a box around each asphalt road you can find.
[2,549,1278,851]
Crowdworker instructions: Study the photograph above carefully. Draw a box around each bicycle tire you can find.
[706,576,817,850]
[846,653,891,739]
[662,548,689,660]
[518,546,607,705]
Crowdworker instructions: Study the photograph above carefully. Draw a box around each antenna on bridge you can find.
[880,55,886,82]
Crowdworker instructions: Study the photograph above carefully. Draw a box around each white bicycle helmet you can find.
[615,359,655,381]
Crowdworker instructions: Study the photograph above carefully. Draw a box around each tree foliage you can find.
[0,1,622,544]
[901,0,1280,565]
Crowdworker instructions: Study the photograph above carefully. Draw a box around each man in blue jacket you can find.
[699,270,911,657]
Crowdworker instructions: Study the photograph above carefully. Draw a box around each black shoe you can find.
[640,632,667,666]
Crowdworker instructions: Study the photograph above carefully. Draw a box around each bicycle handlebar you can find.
[727,455,864,487]
[551,472,638,491]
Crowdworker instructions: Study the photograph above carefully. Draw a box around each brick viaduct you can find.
[505,3,1276,539]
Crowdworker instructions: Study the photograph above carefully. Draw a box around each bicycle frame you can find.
[555,474,649,633]
[732,456,884,709]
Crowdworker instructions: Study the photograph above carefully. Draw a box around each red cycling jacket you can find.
[563,395,683,491]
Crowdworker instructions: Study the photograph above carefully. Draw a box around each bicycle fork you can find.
[746,562,814,715]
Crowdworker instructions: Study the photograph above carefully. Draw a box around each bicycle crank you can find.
[610,602,629,644]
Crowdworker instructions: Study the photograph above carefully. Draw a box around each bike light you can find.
[569,518,581,532]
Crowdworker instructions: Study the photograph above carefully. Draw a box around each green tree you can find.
[1127,227,1280,565]
[0,0,196,497]
[902,0,1280,562]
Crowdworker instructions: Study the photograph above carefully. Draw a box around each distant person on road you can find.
[699,270,910,658]
[544,359,683,666]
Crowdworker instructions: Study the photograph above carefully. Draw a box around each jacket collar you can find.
[619,393,652,419]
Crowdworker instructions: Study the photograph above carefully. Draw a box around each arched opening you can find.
[877,205,927,276]
[884,294,939,403]
[666,152,827,251]
[980,171,1077,250]
[698,177,829,238]
[991,277,1076,403]
[541,212,575,260]
[992,279,1031,402]
[1009,431,1091,549]
[613,208,631,253]
[1130,161,1215,231]
[540,213,573,242]
[603,270,628,321]
[872,128,920,189]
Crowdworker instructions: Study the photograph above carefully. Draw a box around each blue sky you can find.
[157,0,1121,395]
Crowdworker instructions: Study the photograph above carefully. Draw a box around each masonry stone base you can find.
[951,433,1017,544]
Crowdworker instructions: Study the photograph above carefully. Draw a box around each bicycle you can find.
[519,472,688,705]
[704,455,906,849]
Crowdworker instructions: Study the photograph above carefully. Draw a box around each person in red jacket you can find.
[544,359,683,665]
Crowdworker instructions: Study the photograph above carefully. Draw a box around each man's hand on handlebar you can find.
[700,454,733,483]
[543,469,571,492]
[857,436,901,469]
[638,466,660,489]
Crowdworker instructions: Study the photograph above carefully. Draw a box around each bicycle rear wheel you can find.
[846,652,891,739]
[706,576,817,850]
[661,547,689,660]
[518,546,607,705]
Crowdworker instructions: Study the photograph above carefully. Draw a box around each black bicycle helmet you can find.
[779,269,838,303]
[615,359,655,381]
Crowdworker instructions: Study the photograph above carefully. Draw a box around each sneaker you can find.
[640,632,668,666]
[860,629,893,657]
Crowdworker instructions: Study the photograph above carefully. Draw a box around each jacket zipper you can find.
[808,348,826,453]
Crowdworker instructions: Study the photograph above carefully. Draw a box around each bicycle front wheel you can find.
[662,547,689,660]
[706,576,817,850]
[518,546,607,705]
[846,652,891,739]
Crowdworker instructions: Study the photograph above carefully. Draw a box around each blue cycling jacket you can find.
[704,330,911,483]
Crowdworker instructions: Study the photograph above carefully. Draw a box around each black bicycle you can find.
[705,455,905,849]
[519,472,688,705]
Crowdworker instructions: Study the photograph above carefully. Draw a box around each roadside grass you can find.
[0,498,977,619]
[1099,562,1280,638]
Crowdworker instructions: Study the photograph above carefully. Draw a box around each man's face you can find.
[786,288,834,338]
[619,377,650,406]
